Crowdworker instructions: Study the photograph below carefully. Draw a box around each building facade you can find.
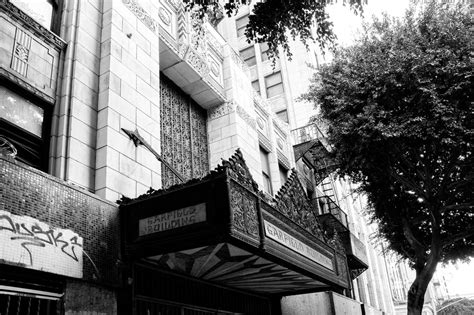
[1,0,394,314]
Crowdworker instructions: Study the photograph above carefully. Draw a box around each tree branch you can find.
[402,217,426,259]
[440,202,474,213]
[442,230,474,248]
[390,171,428,200]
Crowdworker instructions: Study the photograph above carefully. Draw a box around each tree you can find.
[302,2,473,314]
[183,0,364,59]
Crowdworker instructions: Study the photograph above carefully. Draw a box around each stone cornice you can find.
[0,0,66,50]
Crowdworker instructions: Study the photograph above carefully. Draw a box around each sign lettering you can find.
[139,203,206,236]
[264,220,333,270]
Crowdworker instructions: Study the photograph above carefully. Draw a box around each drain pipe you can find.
[50,0,80,180]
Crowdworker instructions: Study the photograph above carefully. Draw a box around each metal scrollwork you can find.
[160,76,209,189]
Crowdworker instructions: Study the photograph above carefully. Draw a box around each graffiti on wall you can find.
[0,210,83,278]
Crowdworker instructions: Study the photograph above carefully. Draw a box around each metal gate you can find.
[0,292,60,315]
[160,76,209,188]
[136,297,242,315]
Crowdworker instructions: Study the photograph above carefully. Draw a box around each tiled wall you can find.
[0,156,120,286]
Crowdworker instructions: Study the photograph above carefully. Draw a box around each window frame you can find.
[259,146,273,195]
[251,80,260,94]
[264,71,284,98]
[9,0,62,34]
[239,46,257,67]
[0,82,52,171]
[235,14,249,38]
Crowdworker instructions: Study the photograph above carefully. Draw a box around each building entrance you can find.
[0,286,61,315]
[136,297,243,315]
[132,264,273,315]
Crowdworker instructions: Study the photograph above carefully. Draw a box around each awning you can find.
[120,150,350,295]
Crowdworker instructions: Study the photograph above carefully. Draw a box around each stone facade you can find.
[0,0,395,314]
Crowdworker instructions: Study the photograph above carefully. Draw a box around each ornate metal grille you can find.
[160,76,209,188]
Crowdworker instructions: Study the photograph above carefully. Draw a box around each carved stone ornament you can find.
[158,7,172,26]
[0,0,66,50]
[208,101,235,120]
[275,170,325,240]
[0,68,55,104]
[236,105,257,130]
[122,0,158,34]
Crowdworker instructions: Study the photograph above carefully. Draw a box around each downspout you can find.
[50,0,80,180]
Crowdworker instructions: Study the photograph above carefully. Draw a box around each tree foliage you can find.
[303,1,473,313]
[183,0,363,59]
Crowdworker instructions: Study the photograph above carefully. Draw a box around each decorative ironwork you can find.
[275,171,325,239]
[221,149,259,193]
[0,136,17,158]
[230,182,259,237]
[160,76,209,188]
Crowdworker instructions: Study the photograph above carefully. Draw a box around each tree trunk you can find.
[406,265,437,315]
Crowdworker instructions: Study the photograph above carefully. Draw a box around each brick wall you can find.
[64,280,117,315]
[0,156,120,286]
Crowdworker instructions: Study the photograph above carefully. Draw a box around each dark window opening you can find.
[235,15,249,38]
[260,146,272,195]
[239,46,256,67]
[264,72,284,98]
[0,85,51,171]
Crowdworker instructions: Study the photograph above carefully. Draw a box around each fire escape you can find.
[292,124,369,280]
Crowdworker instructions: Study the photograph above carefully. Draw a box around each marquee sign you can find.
[139,203,207,236]
[264,220,333,270]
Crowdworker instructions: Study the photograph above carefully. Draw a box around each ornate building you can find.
[0,0,393,314]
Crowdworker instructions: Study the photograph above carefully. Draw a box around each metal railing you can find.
[313,196,349,229]
[291,124,332,151]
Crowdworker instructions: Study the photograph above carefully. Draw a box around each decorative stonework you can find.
[236,105,257,130]
[185,47,209,76]
[230,49,250,74]
[0,0,66,49]
[122,0,158,34]
[253,92,271,114]
[230,182,259,238]
[275,171,325,240]
[208,101,235,120]
[277,150,291,170]
[158,6,172,25]
[11,28,31,76]
[0,68,55,104]
[258,131,272,153]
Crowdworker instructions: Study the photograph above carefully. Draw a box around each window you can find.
[0,86,50,170]
[239,46,256,67]
[276,109,288,123]
[235,15,249,37]
[260,42,270,61]
[10,0,59,31]
[279,163,288,185]
[251,80,260,94]
[260,147,272,195]
[265,72,284,98]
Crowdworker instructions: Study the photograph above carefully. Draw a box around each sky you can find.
[325,0,474,299]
